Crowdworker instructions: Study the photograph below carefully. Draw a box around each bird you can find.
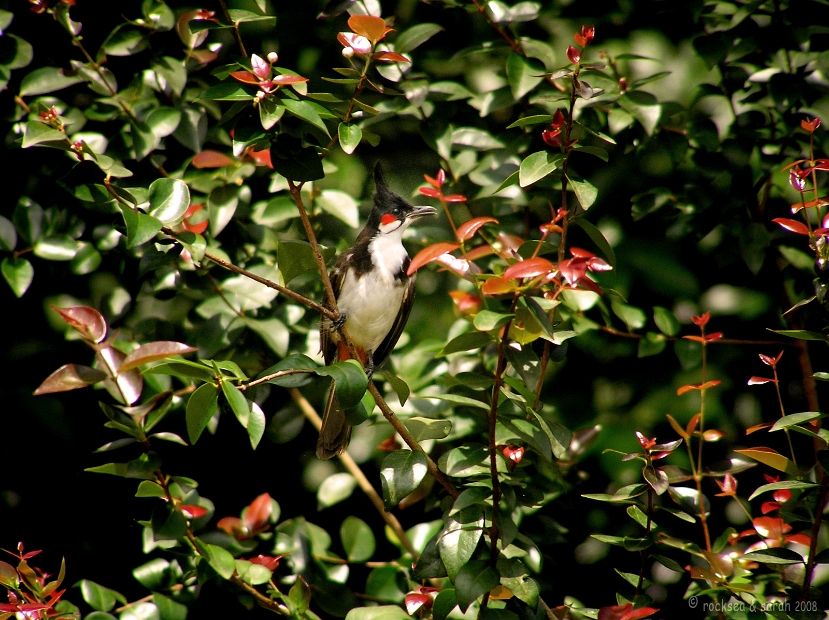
[317,164,436,459]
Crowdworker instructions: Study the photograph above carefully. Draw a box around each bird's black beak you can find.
[408,205,438,220]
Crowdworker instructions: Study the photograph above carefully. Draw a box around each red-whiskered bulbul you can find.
[317,164,436,459]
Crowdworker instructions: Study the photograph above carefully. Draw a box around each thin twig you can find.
[290,388,420,559]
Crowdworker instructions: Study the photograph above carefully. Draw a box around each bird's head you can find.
[367,163,436,235]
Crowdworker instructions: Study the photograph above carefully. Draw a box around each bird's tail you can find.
[316,383,351,459]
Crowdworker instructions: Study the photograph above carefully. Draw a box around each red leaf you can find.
[442,194,467,203]
[745,421,773,434]
[419,186,442,198]
[248,555,280,571]
[503,257,555,280]
[715,473,737,496]
[703,429,725,442]
[570,247,596,259]
[405,593,432,614]
[691,312,710,327]
[246,148,273,168]
[566,45,581,64]
[229,70,259,85]
[96,345,143,405]
[34,364,107,395]
[772,217,810,235]
[456,216,499,242]
[244,493,273,532]
[193,150,236,168]
[407,242,460,276]
[759,351,784,366]
[180,504,207,518]
[373,51,410,63]
[748,376,775,385]
[801,117,821,132]
[449,291,482,314]
[119,341,199,373]
[52,305,107,343]
[183,219,209,234]
[217,516,244,535]
[686,413,700,436]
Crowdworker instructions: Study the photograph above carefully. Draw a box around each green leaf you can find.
[419,393,489,410]
[338,122,362,155]
[741,548,804,565]
[383,372,410,406]
[776,329,829,341]
[282,99,330,136]
[317,189,359,228]
[34,235,78,261]
[318,472,357,508]
[135,480,165,498]
[152,593,187,620]
[2,257,34,297]
[638,331,666,358]
[771,411,825,431]
[519,151,563,187]
[454,560,499,612]
[380,450,429,510]
[394,23,444,54]
[506,53,544,100]
[221,380,249,428]
[259,97,285,130]
[473,310,514,332]
[343,606,410,620]
[341,516,376,563]
[567,173,598,210]
[571,218,616,268]
[748,480,819,501]
[258,353,318,388]
[653,306,680,336]
[20,66,83,96]
[611,301,646,330]
[21,121,68,148]
[269,135,324,182]
[0,215,15,251]
[440,331,493,355]
[119,203,162,248]
[205,543,236,579]
[247,402,266,449]
[79,580,126,612]
[506,114,552,129]
[85,453,162,480]
[438,505,483,580]
[316,359,367,409]
[404,417,452,441]
[148,178,190,224]
[186,382,218,444]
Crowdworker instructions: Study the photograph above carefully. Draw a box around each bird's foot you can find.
[365,353,374,381]
[333,312,346,330]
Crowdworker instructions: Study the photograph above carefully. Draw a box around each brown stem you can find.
[290,388,420,558]
[218,0,247,58]
[468,0,523,54]
[368,383,459,499]
[802,472,829,602]
[557,74,580,263]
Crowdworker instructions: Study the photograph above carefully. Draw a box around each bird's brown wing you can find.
[372,274,416,368]
[320,251,349,365]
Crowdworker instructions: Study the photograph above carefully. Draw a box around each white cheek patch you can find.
[379,218,402,234]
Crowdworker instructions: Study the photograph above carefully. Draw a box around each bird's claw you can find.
[333,312,346,330]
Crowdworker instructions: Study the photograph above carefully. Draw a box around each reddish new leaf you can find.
[748,376,775,385]
[456,216,498,242]
[419,187,442,198]
[772,218,810,235]
[449,291,482,314]
[566,45,581,64]
[373,51,410,63]
[503,257,555,280]
[52,305,107,343]
[271,74,309,84]
[118,341,198,373]
[244,493,273,533]
[229,70,259,85]
[180,504,207,518]
[193,150,235,168]
[481,276,517,296]
[348,14,392,43]
[598,604,659,620]
[407,242,460,276]
[34,364,107,395]
[442,194,467,203]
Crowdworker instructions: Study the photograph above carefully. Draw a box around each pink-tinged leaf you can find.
[559,257,587,286]
[407,242,460,276]
[435,254,479,280]
[191,49,220,64]
[118,341,199,373]
[271,74,309,84]
[715,473,737,496]
[703,429,725,442]
[250,54,269,79]
[801,117,821,132]
[503,257,555,280]
[772,217,810,235]
[51,305,107,343]
[248,555,280,570]
[457,216,499,242]
[481,276,517,296]
[419,186,442,198]
[405,593,432,614]
[587,257,612,272]
[180,504,207,518]
[598,604,659,620]
[229,70,259,85]
[704,332,723,341]
[566,45,581,64]
[373,51,410,63]
[244,493,273,532]
[569,247,596,259]
[748,376,775,385]
[791,198,829,213]
[97,346,143,405]
[786,533,811,546]
[193,150,235,168]
[759,351,784,366]
[34,364,108,395]
[442,194,467,203]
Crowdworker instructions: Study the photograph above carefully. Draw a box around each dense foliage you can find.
[3,0,829,618]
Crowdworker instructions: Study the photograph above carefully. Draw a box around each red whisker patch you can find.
[381,214,398,226]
